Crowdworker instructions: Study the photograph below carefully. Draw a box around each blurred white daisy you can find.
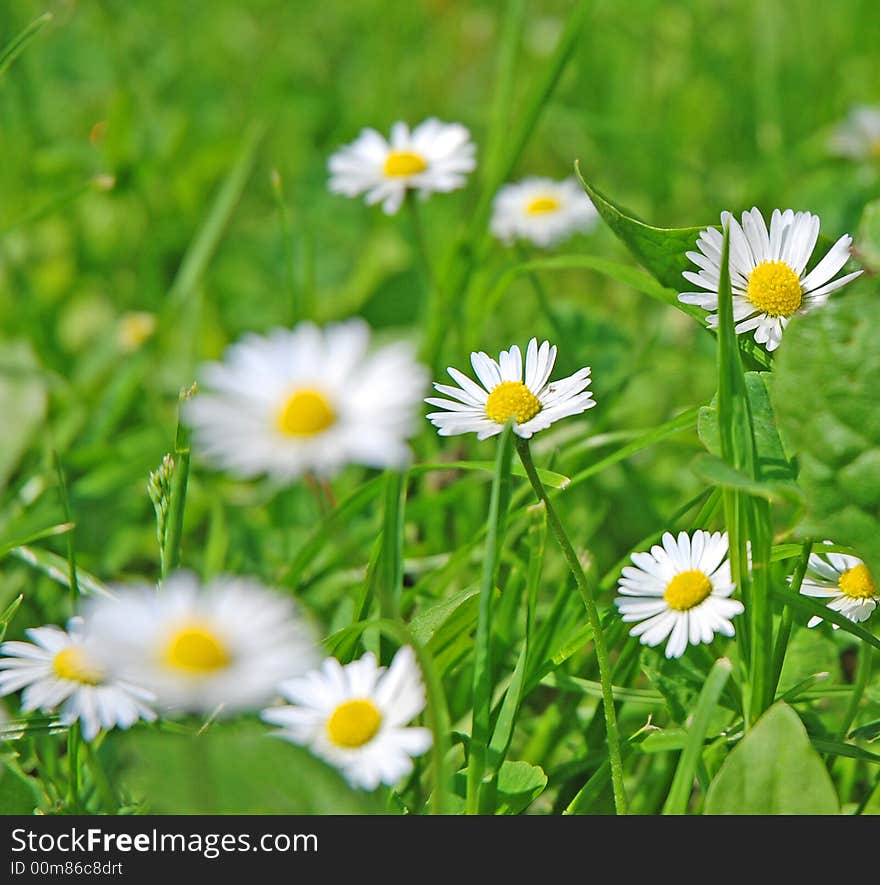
[84,572,318,715]
[799,547,877,628]
[328,119,476,215]
[490,177,598,248]
[185,320,428,481]
[262,646,432,791]
[679,207,861,351]
[0,618,156,740]
[827,105,880,160]
[426,337,594,440]
[614,530,744,659]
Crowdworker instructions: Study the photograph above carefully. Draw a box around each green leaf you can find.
[771,586,880,652]
[0,758,40,813]
[116,722,384,814]
[848,719,880,743]
[698,372,796,481]
[574,167,772,370]
[691,453,801,502]
[409,586,480,648]
[10,545,112,597]
[0,12,52,78]
[0,593,23,643]
[704,703,839,814]
[495,760,547,814]
[413,460,570,489]
[772,288,880,576]
[0,341,48,492]
[663,658,732,815]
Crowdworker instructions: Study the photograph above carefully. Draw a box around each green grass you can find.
[1,0,880,815]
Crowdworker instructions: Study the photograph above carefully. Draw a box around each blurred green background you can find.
[1,0,879,631]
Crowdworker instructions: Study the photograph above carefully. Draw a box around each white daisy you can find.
[184,319,428,481]
[262,646,432,791]
[490,177,598,248]
[799,547,877,629]
[827,105,880,160]
[678,207,861,351]
[614,530,744,659]
[426,337,594,440]
[0,617,156,740]
[328,118,476,215]
[83,571,319,715]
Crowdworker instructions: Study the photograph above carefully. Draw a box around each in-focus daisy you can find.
[799,547,877,628]
[84,572,318,715]
[490,177,598,248]
[262,646,432,791]
[679,207,861,351]
[0,618,156,740]
[827,105,880,161]
[614,530,744,659]
[185,320,428,481]
[328,119,476,215]
[426,337,594,440]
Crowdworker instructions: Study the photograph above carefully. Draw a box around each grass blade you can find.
[662,658,732,814]
[167,123,264,306]
[0,12,52,77]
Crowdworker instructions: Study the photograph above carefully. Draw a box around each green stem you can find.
[66,722,81,812]
[770,540,812,698]
[515,437,628,815]
[838,643,873,742]
[162,387,194,579]
[466,424,514,814]
[378,470,406,665]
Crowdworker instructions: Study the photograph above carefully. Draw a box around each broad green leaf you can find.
[116,723,384,814]
[704,703,839,814]
[0,341,48,492]
[452,759,547,814]
[856,198,880,271]
[575,167,773,369]
[698,372,796,481]
[0,758,40,813]
[576,168,706,291]
[772,289,880,576]
[495,760,547,814]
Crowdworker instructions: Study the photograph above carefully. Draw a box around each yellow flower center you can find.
[383,150,428,177]
[664,569,713,612]
[838,563,876,599]
[746,260,803,317]
[52,647,104,685]
[163,625,230,673]
[526,196,561,215]
[276,389,335,437]
[326,699,383,748]
[484,381,542,425]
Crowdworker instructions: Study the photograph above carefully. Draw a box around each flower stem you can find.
[466,424,514,814]
[515,437,628,815]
